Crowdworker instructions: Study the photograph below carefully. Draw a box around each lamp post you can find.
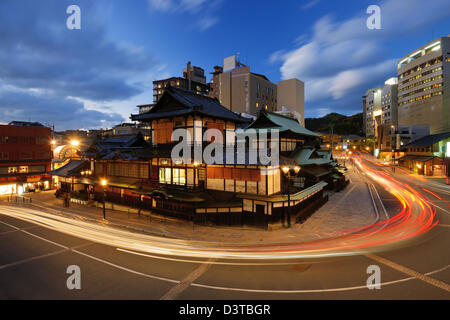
[101,179,107,220]
[282,166,301,228]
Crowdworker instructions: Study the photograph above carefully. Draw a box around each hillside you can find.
[305,112,363,136]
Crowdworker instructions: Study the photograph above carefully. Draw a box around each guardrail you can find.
[1,195,33,204]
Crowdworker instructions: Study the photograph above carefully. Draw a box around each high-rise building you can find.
[277,79,305,126]
[363,77,399,139]
[363,88,381,137]
[381,77,398,126]
[210,56,278,115]
[210,56,305,119]
[397,36,450,134]
[152,61,210,103]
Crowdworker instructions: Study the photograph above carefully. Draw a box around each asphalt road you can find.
[0,155,449,300]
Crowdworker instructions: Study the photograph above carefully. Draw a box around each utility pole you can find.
[330,123,335,151]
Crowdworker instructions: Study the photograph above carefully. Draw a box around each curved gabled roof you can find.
[247,111,321,138]
[131,86,249,123]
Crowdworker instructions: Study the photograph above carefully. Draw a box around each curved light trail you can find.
[0,155,440,260]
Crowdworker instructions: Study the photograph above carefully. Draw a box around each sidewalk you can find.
[363,153,450,191]
[0,169,379,245]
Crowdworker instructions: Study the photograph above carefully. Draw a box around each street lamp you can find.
[282,166,301,228]
[101,179,107,220]
[71,140,80,147]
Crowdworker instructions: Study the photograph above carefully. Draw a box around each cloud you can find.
[0,0,158,129]
[301,0,320,10]
[198,16,220,31]
[0,87,124,130]
[148,0,221,30]
[148,0,209,13]
[274,0,450,117]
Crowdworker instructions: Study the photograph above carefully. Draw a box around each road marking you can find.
[422,199,450,215]
[371,183,389,220]
[189,265,450,294]
[365,253,450,292]
[160,258,216,300]
[1,209,449,295]
[0,249,67,270]
[0,225,40,235]
[0,243,91,271]
[117,248,322,266]
[72,249,180,284]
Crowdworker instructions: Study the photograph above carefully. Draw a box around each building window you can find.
[172,168,186,185]
[8,167,18,174]
[159,168,171,184]
[19,166,28,174]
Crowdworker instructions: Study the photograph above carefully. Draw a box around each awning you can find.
[301,166,332,178]
[48,160,89,177]
[77,177,141,189]
[397,155,436,162]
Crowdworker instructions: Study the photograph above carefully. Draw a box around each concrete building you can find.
[0,121,52,195]
[277,79,305,126]
[363,88,381,137]
[381,77,399,126]
[210,56,306,120]
[397,36,450,134]
[210,56,278,115]
[364,77,399,139]
[152,61,210,103]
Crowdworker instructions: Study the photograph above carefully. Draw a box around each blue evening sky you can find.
[0,0,449,130]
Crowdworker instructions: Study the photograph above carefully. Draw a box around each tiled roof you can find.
[404,132,450,148]
[131,86,249,123]
[290,147,333,166]
[247,112,321,137]
[48,160,89,177]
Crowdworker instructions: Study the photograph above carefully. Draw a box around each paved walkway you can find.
[0,169,378,245]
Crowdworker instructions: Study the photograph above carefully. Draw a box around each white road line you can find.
[0,249,67,270]
[189,265,450,294]
[1,210,449,295]
[367,183,380,222]
[160,259,216,300]
[72,249,179,284]
[371,183,389,220]
[366,253,450,292]
[422,199,450,215]
[0,219,69,249]
[117,248,321,266]
[0,225,40,236]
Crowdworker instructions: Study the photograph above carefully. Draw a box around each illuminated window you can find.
[19,166,28,174]
[172,168,186,185]
[8,167,18,174]
[159,168,171,184]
